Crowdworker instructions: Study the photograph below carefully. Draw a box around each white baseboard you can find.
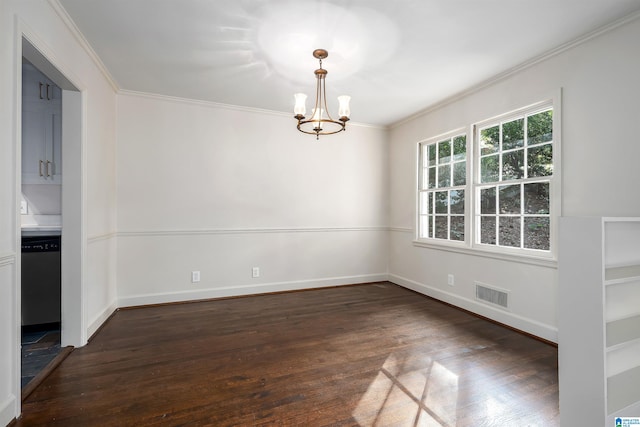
[87,299,118,340]
[0,394,16,427]
[389,273,558,343]
[118,274,389,308]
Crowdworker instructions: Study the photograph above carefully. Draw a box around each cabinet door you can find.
[50,109,62,180]
[22,63,63,184]
[22,66,44,103]
[22,105,48,182]
[22,102,62,184]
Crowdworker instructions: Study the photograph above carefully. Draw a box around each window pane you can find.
[435,216,448,239]
[453,161,466,186]
[480,216,496,244]
[524,217,550,250]
[428,167,436,188]
[528,110,553,145]
[435,191,448,214]
[438,140,451,164]
[472,106,553,252]
[453,135,466,161]
[499,217,521,247]
[428,144,436,166]
[481,187,496,214]
[480,125,499,155]
[480,154,499,183]
[502,149,524,180]
[450,190,464,214]
[502,118,524,150]
[524,182,549,214]
[528,144,553,177]
[450,216,464,241]
[438,164,451,187]
[499,184,520,214]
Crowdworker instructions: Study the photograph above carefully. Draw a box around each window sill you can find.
[412,239,557,269]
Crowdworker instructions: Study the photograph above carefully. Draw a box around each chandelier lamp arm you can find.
[293,49,351,140]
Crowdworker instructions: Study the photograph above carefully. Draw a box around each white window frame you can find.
[416,128,469,247]
[414,94,561,267]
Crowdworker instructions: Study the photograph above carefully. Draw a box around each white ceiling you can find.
[58,0,640,127]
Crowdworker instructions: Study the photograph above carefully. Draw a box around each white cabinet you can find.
[559,217,640,427]
[22,62,62,184]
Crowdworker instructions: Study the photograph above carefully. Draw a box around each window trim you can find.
[414,91,562,263]
[416,127,469,246]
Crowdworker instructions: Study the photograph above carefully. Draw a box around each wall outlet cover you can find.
[191,271,201,283]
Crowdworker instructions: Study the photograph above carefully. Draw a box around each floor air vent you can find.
[475,283,509,309]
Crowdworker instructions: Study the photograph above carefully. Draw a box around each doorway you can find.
[18,35,84,398]
[20,59,63,388]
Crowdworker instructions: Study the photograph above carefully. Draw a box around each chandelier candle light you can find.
[294,49,351,139]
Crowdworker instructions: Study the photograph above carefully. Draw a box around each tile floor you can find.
[21,324,61,388]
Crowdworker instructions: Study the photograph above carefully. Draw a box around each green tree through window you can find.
[416,102,556,257]
[477,108,553,250]
[419,133,466,242]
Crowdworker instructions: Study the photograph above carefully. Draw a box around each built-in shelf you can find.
[606,314,640,348]
[607,365,640,415]
[559,217,640,426]
[605,264,640,284]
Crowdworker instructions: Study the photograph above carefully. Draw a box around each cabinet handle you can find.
[39,160,44,177]
[39,82,44,100]
[46,160,52,177]
[46,84,51,100]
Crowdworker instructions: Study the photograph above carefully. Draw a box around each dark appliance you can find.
[21,235,61,326]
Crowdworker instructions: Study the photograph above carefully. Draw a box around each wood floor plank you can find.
[15,282,558,426]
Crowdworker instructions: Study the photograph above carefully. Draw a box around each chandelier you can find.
[294,49,351,139]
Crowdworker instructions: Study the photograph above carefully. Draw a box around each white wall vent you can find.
[475,282,509,309]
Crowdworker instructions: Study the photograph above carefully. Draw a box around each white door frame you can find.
[15,27,86,415]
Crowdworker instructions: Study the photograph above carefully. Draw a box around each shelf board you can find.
[607,315,640,348]
[605,265,640,285]
[608,365,640,415]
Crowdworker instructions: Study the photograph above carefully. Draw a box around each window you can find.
[416,100,557,260]
[418,132,467,242]
[476,108,553,251]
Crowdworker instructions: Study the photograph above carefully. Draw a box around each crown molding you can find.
[119,89,295,118]
[47,0,120,92]
[391,9,640,129]
[48,0,383,130]
[118,89,385,130]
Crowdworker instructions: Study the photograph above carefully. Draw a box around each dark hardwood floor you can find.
[15,282,559,426]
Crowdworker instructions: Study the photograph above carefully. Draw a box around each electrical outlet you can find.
[191,271,201,283]
[252,267,260,278]
[447,274,455,286]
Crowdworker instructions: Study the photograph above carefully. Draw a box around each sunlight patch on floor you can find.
[353,353,459,426]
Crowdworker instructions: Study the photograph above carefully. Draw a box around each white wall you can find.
[388,14,640,343]
[2,3,638,424]
[116,93,389,305]
[0,1,117,424]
